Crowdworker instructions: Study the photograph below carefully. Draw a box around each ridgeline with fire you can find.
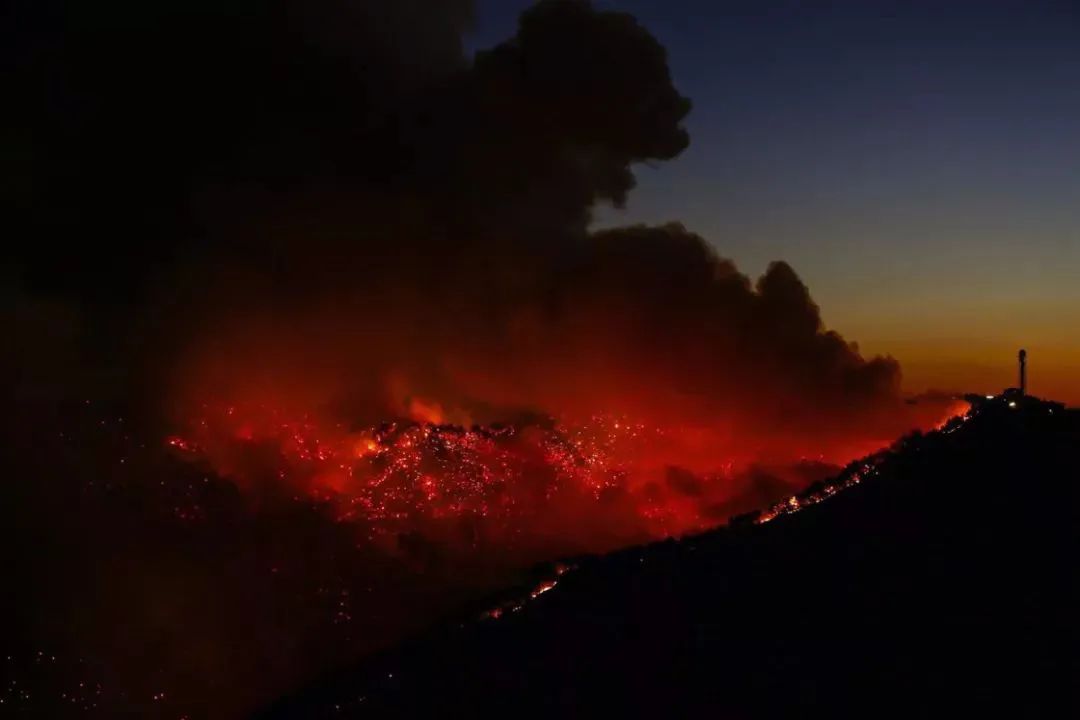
[263,393,1078,718]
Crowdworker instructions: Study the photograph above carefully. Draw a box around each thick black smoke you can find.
[4,0,469,290]
[4,0,685,294]
[2,1,959,716]
[5,0,699,410]
[5,0,896,438]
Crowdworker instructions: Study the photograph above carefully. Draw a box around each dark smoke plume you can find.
[1,1,961,716]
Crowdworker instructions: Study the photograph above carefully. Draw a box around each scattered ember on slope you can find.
[4,396,971,715]
[166,401,721,541]
[756,405,972,525]
[482,563,575,620]
[164,397,972,545]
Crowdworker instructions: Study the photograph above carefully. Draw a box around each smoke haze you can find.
[2,1,963,715]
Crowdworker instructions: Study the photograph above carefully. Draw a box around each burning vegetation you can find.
[163,395,965,551]
[3,0,972,716]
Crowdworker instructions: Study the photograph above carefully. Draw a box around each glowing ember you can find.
[164,396,972,546]
[756,404,974,525]
[483,564,574,620]
[530,579,558,599]
[167,402,689,538]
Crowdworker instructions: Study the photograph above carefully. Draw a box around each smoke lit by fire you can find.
[3,0,974,716]
[163,390,966,552]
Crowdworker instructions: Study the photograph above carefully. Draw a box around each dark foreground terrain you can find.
[265,395,1078,718]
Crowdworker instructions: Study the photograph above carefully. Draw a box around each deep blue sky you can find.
[468,1,1080,400]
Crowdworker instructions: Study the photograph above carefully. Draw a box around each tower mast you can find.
[1018,349,1027,396]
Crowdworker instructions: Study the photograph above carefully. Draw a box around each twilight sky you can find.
[470,0,1080,403]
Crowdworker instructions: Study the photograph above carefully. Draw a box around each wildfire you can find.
[166,401,691,538]
[483,563,574,620]
[755,463,872,525]
[756,401,973,525]
[163,395,973,545]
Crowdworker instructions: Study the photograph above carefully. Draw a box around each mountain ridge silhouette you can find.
[262,394,1078,718]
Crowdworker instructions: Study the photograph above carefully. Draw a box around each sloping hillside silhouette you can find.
[264,395,1078,718]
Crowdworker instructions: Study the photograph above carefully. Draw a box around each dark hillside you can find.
[265,397,1079,718]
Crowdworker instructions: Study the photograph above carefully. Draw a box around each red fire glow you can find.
[166,395,969,553]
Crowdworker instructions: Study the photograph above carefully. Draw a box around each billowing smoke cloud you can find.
[2,1,962,715]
